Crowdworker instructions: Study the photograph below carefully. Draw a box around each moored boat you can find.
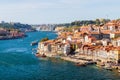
[35,53,41,57]
[105,67,112,71]
[31,40,38,46]
[86,61,97,65]
[41,54,47,58]
[118,69,120,73]
[75,62,86,67]
[104,66,112,71]
[35,53,47,58]
[118,70,120,73]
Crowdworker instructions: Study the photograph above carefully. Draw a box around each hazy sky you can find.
[0,0,120,24]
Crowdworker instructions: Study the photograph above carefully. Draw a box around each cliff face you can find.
[32,25,55,31]
[0,22,35,32]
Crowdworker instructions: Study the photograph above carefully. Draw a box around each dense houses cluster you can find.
[37,20,120,65]
[0,28,25,40]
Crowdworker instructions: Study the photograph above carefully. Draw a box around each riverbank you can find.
[60,55,93,63]
[36,52,96,65]
[36,52,120,72]
[0,35,27,40]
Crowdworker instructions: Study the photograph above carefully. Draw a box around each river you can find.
[0,31,120,80]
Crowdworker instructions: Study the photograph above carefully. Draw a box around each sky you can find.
[0,0,120,24]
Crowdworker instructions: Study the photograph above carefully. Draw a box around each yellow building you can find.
[114,48,120,63]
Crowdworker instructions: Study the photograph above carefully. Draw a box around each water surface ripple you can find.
[0,32,120,80]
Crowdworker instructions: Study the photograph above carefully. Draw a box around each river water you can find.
[0,31,120,80]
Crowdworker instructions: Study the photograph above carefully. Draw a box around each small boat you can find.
[35,53,41,57]
[104,63,113,71]
[86,61,97,65]
[75,62,86,67]
[31,40,38,46]
[35,53,46,58]
[106,67,112,71]
[104,66,112,71]
[97,63,105,67]
[118,69,120,73]
[118,70,120,73]
[41,54,47,58]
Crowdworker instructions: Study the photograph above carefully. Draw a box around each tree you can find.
[95,19,100,25]
[100,18,110,25]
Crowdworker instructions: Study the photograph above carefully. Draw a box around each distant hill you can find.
[0,22,35,32]
[32,19,111,31]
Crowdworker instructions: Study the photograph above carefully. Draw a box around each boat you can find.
[75,62,86,67]
[118,69,120,73]
[96,62,105,67]
[41,54,47,58]
[104,66,112,71]
[31,40,38,46]
[35,53,47,58]
[86,61,97,65]
[105,67,112,71]
[35,53,41,57]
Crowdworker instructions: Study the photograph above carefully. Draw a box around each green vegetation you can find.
[55,19,110,29]
[63,27,73,32]
[0,23,14,30]
[71,20,96,26]
[0,22,34,32]
[62,25,80,32]
[71,19,110,26]
[40,37,49,42]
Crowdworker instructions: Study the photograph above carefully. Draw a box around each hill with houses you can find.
[37,19,120,68]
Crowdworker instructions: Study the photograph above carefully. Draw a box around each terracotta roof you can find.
[101,30,110,34]
[111,31,120,34]
[90,31,100,34]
